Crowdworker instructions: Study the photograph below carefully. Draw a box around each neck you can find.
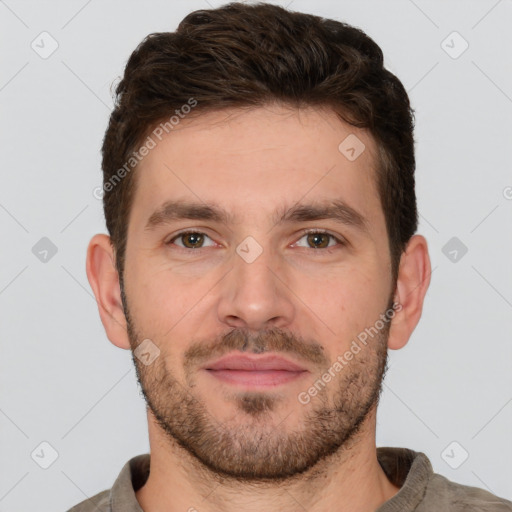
[136,406,400,512]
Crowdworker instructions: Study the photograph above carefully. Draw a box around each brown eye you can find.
[295,230,343,250]
[167,231,215,249]
[181,232,204,248]
[307,232,331,249]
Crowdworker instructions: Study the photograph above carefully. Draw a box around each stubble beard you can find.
[122,286,391,482]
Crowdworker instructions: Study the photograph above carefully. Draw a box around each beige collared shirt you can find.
[67,447,512,511]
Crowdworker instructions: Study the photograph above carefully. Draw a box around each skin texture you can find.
[87,104,431,512]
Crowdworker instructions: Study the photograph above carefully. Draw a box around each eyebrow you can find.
[144,198,370,235]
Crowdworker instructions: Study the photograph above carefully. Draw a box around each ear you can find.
[86,233,131,350]
[387,234,431,350]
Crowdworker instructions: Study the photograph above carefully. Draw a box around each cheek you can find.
[299,263,388,351]
[124,264,179,335]
[132,264,219,341]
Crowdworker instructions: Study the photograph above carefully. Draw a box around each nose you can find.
[216,240,295,332]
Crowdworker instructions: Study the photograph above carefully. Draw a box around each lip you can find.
[203,353,306,372]
[202,353,308,388]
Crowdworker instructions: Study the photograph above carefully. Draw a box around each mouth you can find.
[202,353,309,388]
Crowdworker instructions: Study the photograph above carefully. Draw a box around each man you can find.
[70,2,512,511]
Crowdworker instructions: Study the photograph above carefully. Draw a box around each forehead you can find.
[130,105,384,232]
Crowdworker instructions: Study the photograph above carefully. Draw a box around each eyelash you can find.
[165,229,346,253]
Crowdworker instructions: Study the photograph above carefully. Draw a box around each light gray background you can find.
[1,0,511,510]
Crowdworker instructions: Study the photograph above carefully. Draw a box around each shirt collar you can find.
[110,453,149,512]
[108,447,432,511]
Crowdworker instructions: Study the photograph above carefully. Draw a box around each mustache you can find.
[183,327,328,372]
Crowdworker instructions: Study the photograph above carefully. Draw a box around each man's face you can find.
[122,105,395,480]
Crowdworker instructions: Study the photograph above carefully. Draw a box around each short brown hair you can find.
[101,1,417,285]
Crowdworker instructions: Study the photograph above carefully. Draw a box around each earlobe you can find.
[85,234,131,350]
[387,234,431,351]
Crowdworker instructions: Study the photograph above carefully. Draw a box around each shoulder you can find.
[377,446,512,512]
[421,472,512,511]
[66,489,111,512]
[64,453,149,512]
